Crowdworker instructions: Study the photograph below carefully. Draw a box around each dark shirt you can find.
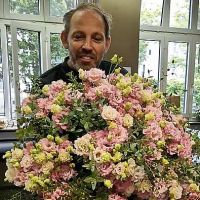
[39,57,128,87]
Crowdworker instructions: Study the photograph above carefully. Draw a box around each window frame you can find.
[11,21,47,118]
[139,0,200,118]
[4,0,45,21]
[45,24,65,70]
[44,0,79,23]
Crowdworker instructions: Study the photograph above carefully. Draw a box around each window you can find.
[46,25,67,69]
[140,0,163,26]
[138,39,160,81]
[139,0,200,118]
[169,0,190,28]
[4,0,44,21]
[49,0,78,17]
[9,0,40,15]
[166,42,188,112]
[193,43,200,112]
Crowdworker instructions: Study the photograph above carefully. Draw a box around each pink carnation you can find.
[51,165,77,182]
[143,121,163,141]
[97,162,114,176]
[108,193,127,200]
[49,80,66,96]
[109,126,128,144]
[38,138,56,152]
[86,68,105,83]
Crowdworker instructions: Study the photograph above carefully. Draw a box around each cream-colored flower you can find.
[11,148,24,160]
[50,104,62,114]
[58,151,71,162]
[41,161,54,174]
[21,105,32,114]
[78,68,86,80]
[5,167,17,182]
[136,179,152,193]
[169,181,183,199]
[42,85,49,95]
[101,105,119,121]
[74,134,92,156]
[123,114,133,128]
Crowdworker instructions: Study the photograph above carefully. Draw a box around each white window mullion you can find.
[162,0,170,28]
[1,24,11,120]
[190,0,199,31]
[40,26,47,74]
[10,23,20,119]
[185,40,196,117]
[159,34,168,92]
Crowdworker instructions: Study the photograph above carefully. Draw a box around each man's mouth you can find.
[79,55,95,63]
[80,56,92,61]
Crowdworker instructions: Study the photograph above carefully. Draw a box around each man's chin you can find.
[76,63,96,71]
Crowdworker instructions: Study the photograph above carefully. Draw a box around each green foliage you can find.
[62,99,107,141]
[10,0,39,15]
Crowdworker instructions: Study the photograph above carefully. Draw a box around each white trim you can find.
[4,0,44,22]
[10,23,19,118]
[162,0,170,28]
[0,23,11,120]
[185,41,196,117]
[190,0,198,30]
[140,25,200,35]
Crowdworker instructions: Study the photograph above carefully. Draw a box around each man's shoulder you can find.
[40,63,63,78]
[99,60,128,75]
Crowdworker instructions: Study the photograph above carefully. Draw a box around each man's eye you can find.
[73,35,84,40]
[93,37,103,43]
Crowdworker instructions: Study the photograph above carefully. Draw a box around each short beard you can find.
[67,59,96,71]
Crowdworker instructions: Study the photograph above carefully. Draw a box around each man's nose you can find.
[82,39,92,50]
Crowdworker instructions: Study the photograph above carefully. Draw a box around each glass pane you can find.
[166,42,188,112]
[140,0,163,26]
[0,29,5,116]
[192,44,200,112]
[50,33,67,67]
[138,40,160,82]
[50,0,77,17]
[9,0,39,15]
[169,0,190,28]
[6,26,15,119]
[17,29,41,104]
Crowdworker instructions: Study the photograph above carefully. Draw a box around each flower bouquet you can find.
[3,55,200,200]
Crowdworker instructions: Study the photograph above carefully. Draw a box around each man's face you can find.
[62,10,111,70]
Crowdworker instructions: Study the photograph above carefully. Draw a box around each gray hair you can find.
[63,3,112,39]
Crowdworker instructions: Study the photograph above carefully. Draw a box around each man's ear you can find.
[105,36,111,53]
[60,31,68,49]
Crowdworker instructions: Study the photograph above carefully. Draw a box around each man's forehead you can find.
[71,9,104,24]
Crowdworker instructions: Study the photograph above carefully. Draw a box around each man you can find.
[40,3,127,86]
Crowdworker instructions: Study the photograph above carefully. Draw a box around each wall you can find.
[99,0,141,73]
